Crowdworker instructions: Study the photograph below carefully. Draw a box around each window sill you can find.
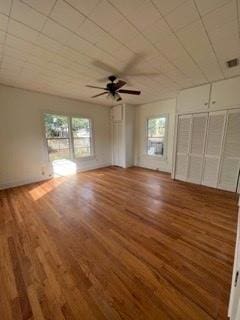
[74,155,95,161]
[144,154,167,161]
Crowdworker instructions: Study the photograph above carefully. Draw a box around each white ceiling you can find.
[0,0,239,105]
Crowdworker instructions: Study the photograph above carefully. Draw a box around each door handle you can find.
[234,271,239,287]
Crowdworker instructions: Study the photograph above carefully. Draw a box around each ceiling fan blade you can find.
[91,92,108,98]
[121,53,145,75]
[115,93,122,101]
[92,60,120,75]
[86,85,107,89]
[114,80,126,90]
[118,89,141,95]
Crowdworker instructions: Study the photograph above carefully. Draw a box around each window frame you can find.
[145,114,168,160]
[43,112,95,162]
[71,117,94,159]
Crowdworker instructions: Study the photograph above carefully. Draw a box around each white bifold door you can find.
[187,113,208,184]
[175,115,192,181]
[202,111,226,188]
[175,113,208,183]
[174,109,240,192]
[218,110,240,192]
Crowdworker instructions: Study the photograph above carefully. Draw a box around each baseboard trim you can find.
[0,162,112,190]
[0,176,51,190]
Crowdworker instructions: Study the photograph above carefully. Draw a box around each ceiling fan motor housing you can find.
[108,75,117,82]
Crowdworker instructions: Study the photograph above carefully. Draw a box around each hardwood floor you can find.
[0,166,238,320]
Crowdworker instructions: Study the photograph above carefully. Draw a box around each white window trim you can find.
[145,114,169,160]
[42,112,95,162]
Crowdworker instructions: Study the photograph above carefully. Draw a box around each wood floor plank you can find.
[0,166,238,320]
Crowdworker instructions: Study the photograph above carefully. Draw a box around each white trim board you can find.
[0,162,111,190]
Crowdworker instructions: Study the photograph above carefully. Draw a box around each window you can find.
[72,118,92,158]
[44,114,70,162]
[147,116,167,157]
[44,113,93,161]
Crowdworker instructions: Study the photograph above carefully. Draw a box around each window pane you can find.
[147,138,164,156]
[72,118,90,138]
[148,117,166,138]
[72,117,92,158]
[47,138,70,161]
[44,114,69,138]
[74,137,91,157]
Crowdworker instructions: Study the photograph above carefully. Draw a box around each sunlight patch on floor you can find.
[53,159,77,177]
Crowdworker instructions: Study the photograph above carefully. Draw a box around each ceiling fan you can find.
[86,75,141,101]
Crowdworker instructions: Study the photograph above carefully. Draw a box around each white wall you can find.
[134,98,176,173]
[125,105,136,168]
[0,84,111,189]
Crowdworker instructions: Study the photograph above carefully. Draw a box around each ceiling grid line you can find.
[0,0,13,72]
[150,0,209,83]
[17,0,59,82]
[236,0,240,39]
[106,0,193,86]
[192,0,226,79]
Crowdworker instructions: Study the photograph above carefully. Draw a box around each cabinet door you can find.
[202,111,226,188]
[175,115,192,181]
[177,84,210,113]
[210,77,240,109]
[218,110,240,192]
[187,113,208,184]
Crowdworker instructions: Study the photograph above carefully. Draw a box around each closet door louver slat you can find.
[218,110,240,192]
[175,115,191,181]
[187,113,208,184]
[202,111,226,188]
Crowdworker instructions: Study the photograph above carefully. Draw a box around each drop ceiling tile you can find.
[89,0,123,31]
[165,0,199,31]
[223,64,240,77]
[0,0,11,15]
[108,19,139,43]
[194,0,232,16]
[8,19,39,42]
[42,19,73,44]
[0,13,8,31]
[95,32,120,53]
[6,34,34,53]
[177,20,216,63]
[22,0,56,15]
[108,0,143,18]
[50,0,85,32]
[65,32,99,56]
[129,1,161,31]
[143,18,172,44]
[0,30,6,43]
[77,19,107,44]
[172,53,206,82]
[36,34,63,53]
[202,0,236,31]
[11,0,46,31]
[208,19,240,61]
[151,0,188,16]
[155,33,187,61]
[65,0,101,16]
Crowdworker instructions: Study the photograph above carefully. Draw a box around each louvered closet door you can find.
[202,111,226,188]
[218,110,240,192]
[187,113,208,184]
[175,115,192,181]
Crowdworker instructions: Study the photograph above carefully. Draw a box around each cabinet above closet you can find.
[177,76,240,114]
[210,77,240,109]
[177,84,210,113]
